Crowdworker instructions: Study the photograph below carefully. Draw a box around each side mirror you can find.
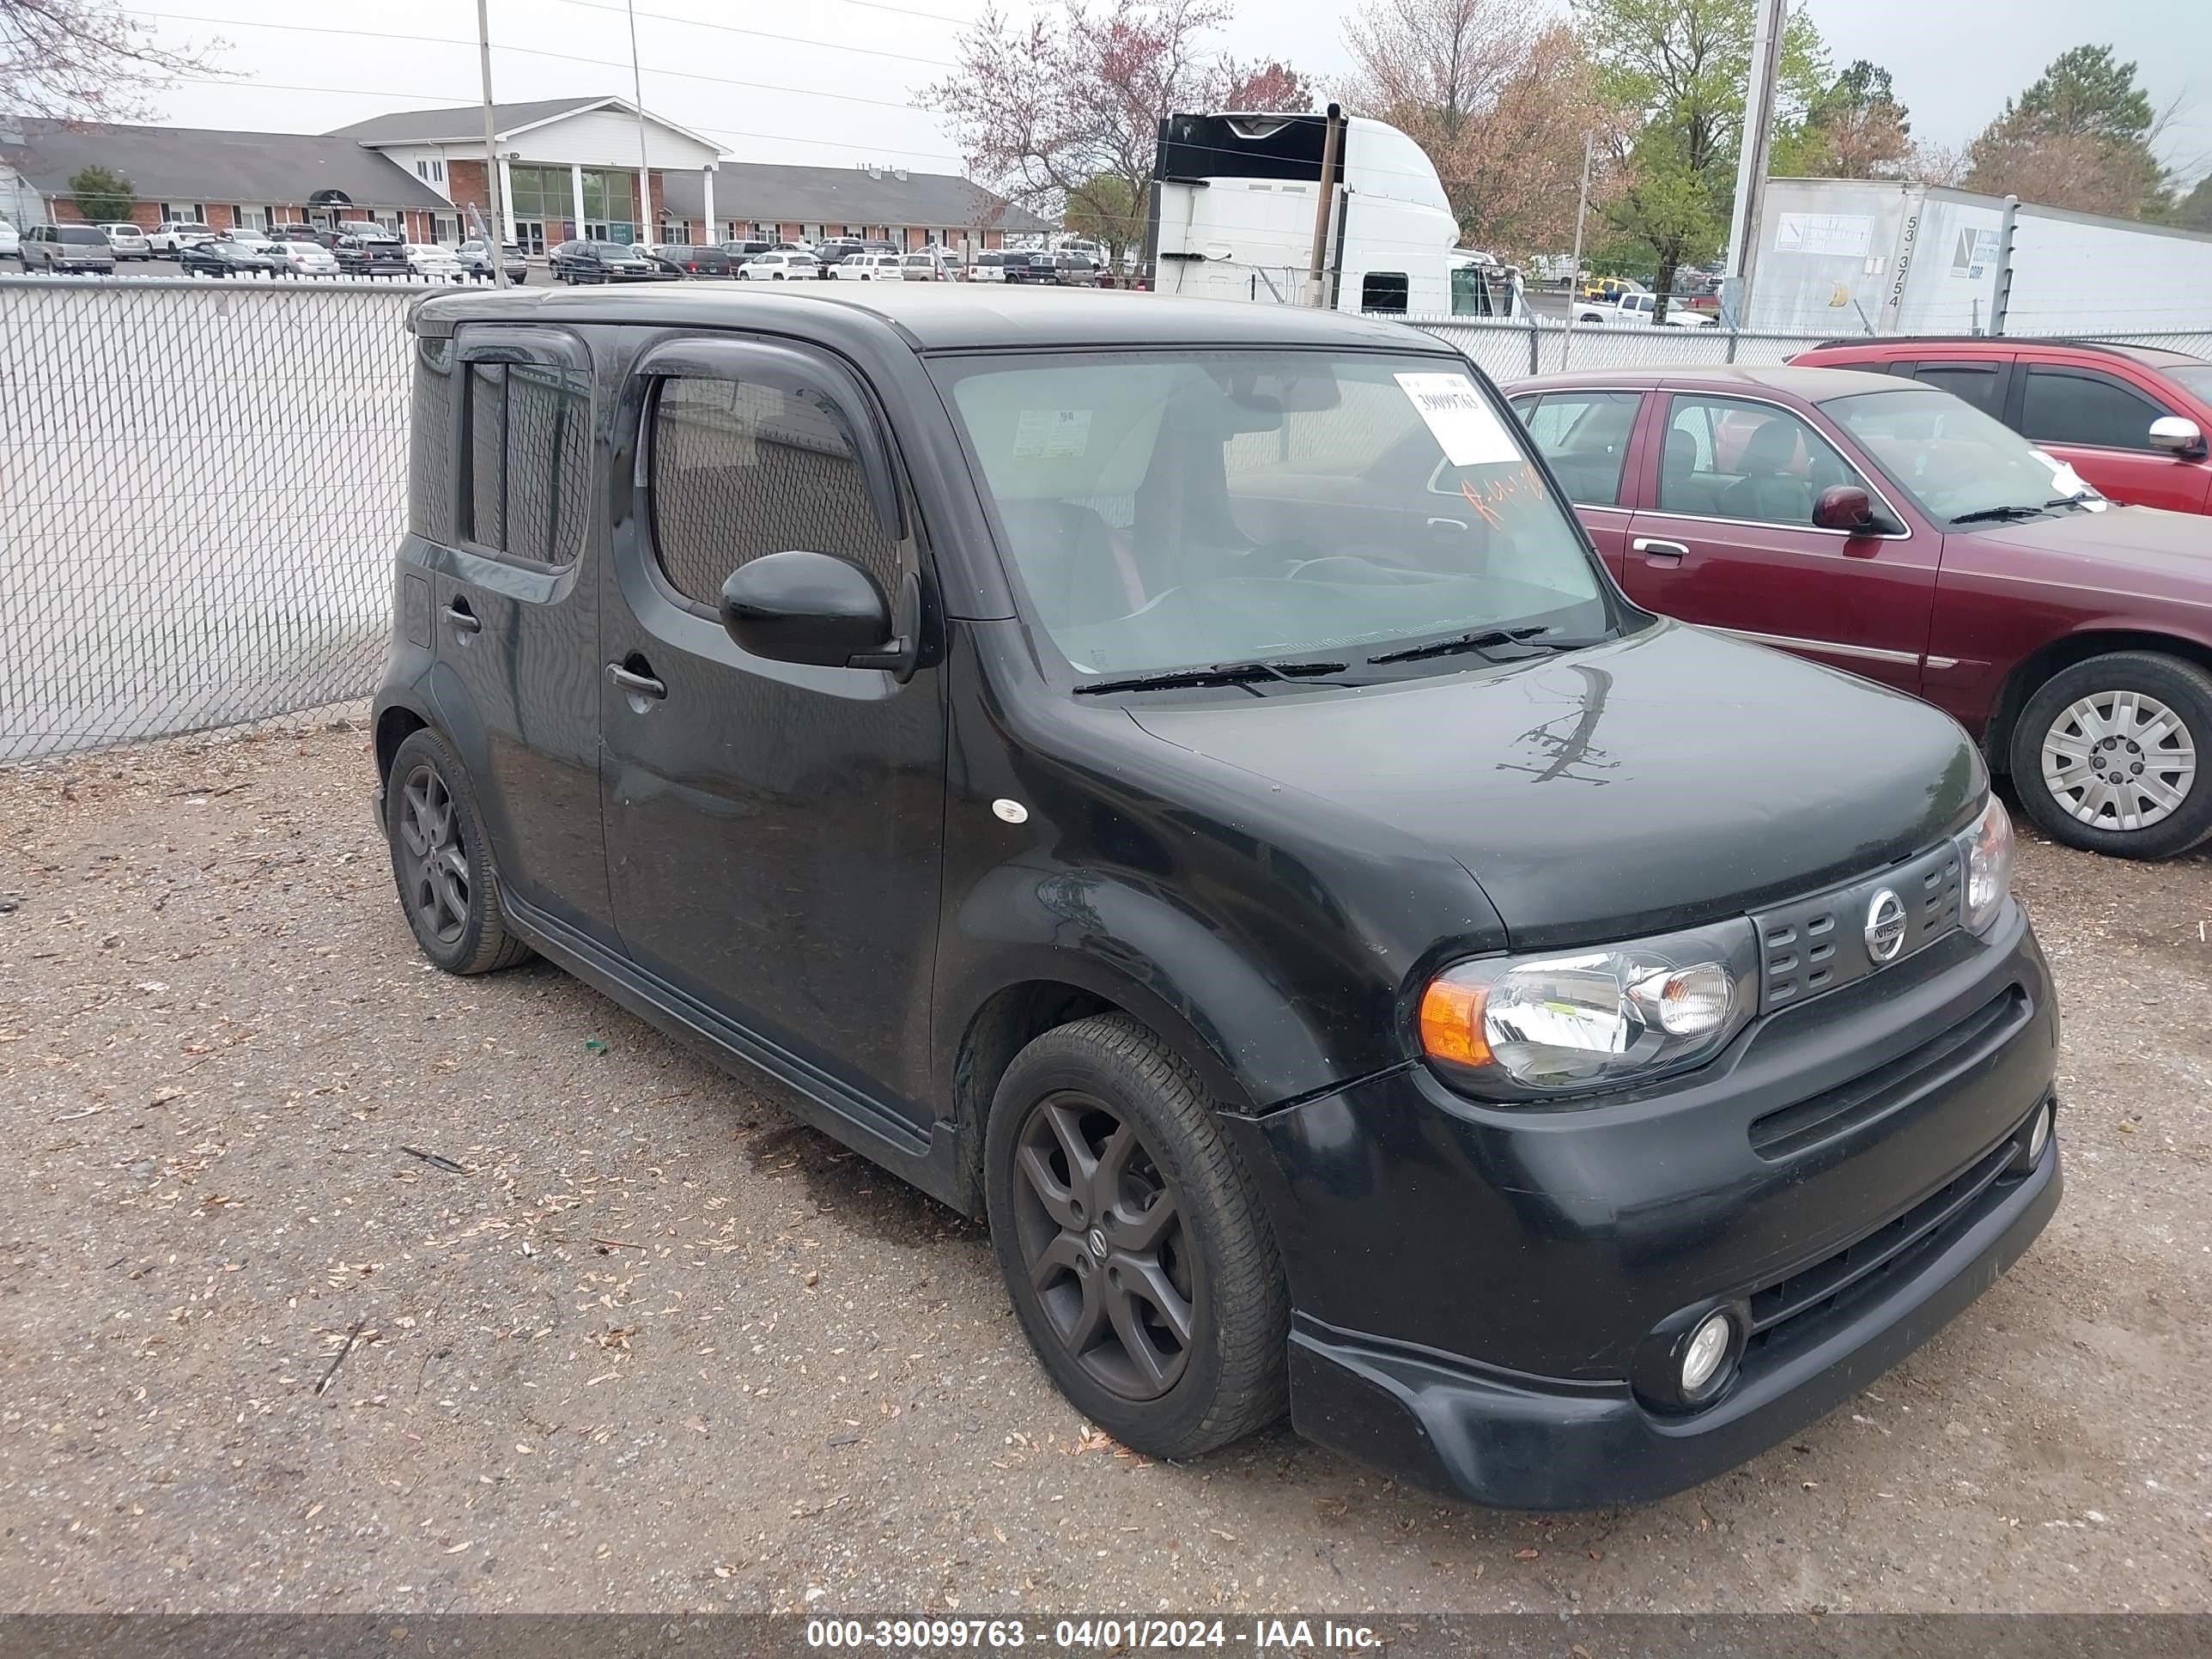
[720,550,905,672]
[1813,483,1881,533]
[2148,416,2207,459]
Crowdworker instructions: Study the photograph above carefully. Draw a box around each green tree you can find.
[1964,45,2168,218]
[67,164,136,223]
[1062,173,1146,260]
[1577,0,1828,316]
[2173,173,2212,233]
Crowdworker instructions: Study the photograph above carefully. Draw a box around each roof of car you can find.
[1514,364,1905,399]
[1805,336,2204,368]
[412,283,1453,353]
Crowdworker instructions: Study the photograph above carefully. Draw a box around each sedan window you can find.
[1656,396,1872,528]
[1512,392,1642,507]
[2020,366,2167,453]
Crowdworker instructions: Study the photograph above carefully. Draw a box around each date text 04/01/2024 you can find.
[804,1619,1383,1650]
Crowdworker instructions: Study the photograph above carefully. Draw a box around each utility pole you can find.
[1721,0,1786,328]
[476,0,507,287]
[626,0,654,246]
[1561,131,1594,368]
[1304,104,1345,310]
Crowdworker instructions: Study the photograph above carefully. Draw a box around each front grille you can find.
[1747,986,2029,1159]
[1756,842,1961,1011]
[1744,1105,2040,1343]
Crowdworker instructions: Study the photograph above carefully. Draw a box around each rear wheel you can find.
[985,1015,1288,1460]
[385,729,534,975]
[2009,650,2212,859]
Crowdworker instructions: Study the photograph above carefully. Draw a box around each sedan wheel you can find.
[384,729,535,975]
[2011,650,2212,859]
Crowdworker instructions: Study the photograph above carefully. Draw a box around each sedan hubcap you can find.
[397,763,471,943]
[2041,690,2197,832]
[1010,1092,1195,1401]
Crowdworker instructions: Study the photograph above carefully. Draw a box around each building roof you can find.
[4,118,448,210]
[662,161,1052,234]
[327,95,722,157]
[327,96,605,145]
[416,282,1447,354]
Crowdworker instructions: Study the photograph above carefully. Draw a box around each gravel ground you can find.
[1,723,2207,1616]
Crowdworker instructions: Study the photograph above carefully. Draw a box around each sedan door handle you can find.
[441,601,482,634]
[605,662,666,700]
[1632,537,1690,565]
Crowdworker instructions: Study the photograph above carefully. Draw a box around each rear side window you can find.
[1911,362,2005,417]
[649,374,901,609]
[2020,366,2166,452]
[463,361,592,563]
[409,338,459,543]
[1362,272,1410,313]
[1514,392,1642,507]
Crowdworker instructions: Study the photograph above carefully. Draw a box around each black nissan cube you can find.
[372,284,2059,1509]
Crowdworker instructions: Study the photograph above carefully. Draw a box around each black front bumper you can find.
[1230,901,2060,1510]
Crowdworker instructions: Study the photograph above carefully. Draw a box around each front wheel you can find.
[985,1014,1288,1461]
[2009,650,2212,859]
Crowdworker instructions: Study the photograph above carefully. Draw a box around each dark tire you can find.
[384,728,534,975]
[2008,650,2212,860]
[984,1013,1288,1460]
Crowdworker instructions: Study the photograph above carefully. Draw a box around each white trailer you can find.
[1146,106,1523,319]
[1743,176,2212,338]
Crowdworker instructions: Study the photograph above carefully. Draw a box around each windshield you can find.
[937,350,1615,680]
[587,240,635,255]
[1820,386,2102,525]
[2165,364,2212,401]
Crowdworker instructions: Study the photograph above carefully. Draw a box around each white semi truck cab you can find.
[1146,106,1522,319]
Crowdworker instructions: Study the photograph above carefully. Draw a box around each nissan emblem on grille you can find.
[1864,888,1908,964]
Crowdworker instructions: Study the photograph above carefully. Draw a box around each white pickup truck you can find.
[1572,290,1716,327]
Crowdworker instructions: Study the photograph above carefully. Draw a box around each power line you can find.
[529,0,957,68]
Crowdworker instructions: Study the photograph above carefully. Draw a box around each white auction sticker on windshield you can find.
[1013,408,1092,459]
[1395,372,1520,467]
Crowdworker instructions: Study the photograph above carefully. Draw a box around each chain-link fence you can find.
[4,276,2210,763]
[1,276,419,761]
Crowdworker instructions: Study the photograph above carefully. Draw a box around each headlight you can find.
[1955,795,2014,934]
[1418,919,1759,1098]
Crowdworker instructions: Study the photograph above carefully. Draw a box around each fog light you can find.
[1680,1310,1735,1395]
[2016,1103,2052,1170]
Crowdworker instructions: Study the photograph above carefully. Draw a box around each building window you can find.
[507,165,570,222]
[434,213,459,243]
[752,222,770,240]
[649,374,900,610]
[465,361,592,564]
[416,161,430,180]
[162,203,207,225]
[433,159,446,182]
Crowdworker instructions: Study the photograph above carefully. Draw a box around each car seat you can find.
[1717,419,1814,524]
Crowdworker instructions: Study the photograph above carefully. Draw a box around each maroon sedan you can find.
[1509,366,2212,859]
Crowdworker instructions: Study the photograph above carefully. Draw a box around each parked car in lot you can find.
[333,235,412,276]
[1510,365,2212,857]
[738,249,819,280]
[650,243,737,277]
[373,285,2058,1510]
[0,218,19,260]
[1052,252,1107,288]
[832,252,904,281]
[813,237,866,270]
[1790,338,2212,516]
[967,249,1020,283]
[550,239,661,283]
[454,240,529,283]
[404,243,466,280]
[100,223,154,260]
[1574,289,1715,326]
[897,250,955,282]
[147,221,216,254]
[21,224,117,273]
[265,238,340,276]
[1000,251,1060,286]
[178,239,283,277]
[718,238,774,265]
[224,228,278,255]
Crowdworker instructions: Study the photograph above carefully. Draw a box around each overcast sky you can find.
[132,0,2207,184]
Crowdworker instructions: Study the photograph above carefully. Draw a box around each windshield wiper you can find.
[1365,625,1559,666]
[1949,499,2083,526]
[1073,658,1352,696]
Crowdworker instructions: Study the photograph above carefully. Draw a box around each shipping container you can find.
[1743,177,2212,338]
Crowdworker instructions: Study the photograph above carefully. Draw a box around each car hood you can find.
[1957,501,2212,577]
[1124,620,1982,948]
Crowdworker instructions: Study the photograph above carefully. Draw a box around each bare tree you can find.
[3,0,222,124]
[921,0,1249,227]
[1340,0,1535,149]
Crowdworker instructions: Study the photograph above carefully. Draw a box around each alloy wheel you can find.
[1008,1091,1196,1401]
[397,763,471,944]
[2040,690,2197,832]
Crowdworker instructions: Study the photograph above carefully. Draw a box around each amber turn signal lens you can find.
[1419,973,1493,1067]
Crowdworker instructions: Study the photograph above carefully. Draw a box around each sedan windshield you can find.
[937,350,1614,680]
[1820,385,2101,526]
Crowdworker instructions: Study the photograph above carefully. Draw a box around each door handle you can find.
[1632,537,1689,566]
[605,662,666,700]
[441,600,482,634]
